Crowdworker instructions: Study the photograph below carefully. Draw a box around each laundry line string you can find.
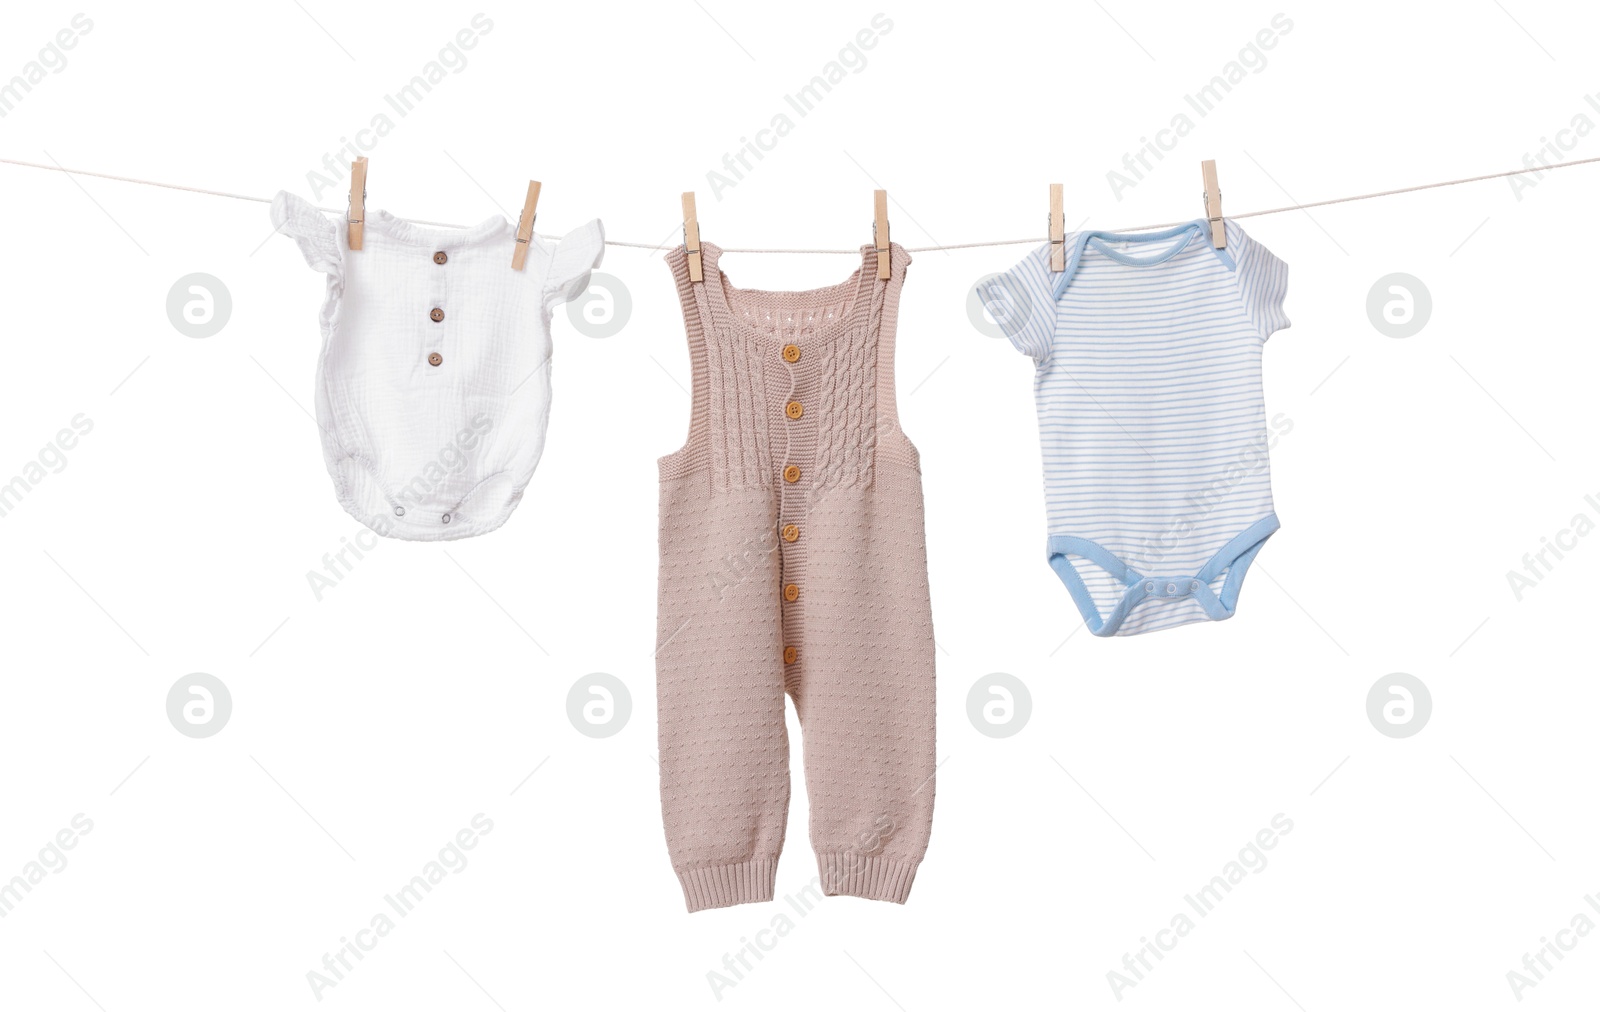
[3,153,1598,254]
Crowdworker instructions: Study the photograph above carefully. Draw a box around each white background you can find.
[1,2,1597,1009]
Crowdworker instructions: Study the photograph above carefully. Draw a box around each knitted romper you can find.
[656,240,936,912]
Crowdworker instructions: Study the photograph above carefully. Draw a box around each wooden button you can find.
[433,251,448,265]
[428,352,443,367]
[781,524,799,543]
[785,400,803,420]
[783,583,799,602]
[782,343,801,363]
[782,464,801,483]
[783,646,798,664]
[429,307,445,322]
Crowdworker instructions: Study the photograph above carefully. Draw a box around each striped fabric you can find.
[984,219,1290,636]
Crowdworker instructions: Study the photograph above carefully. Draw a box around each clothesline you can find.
[3,153,1598,254]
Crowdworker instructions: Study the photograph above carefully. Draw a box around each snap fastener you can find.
[441,513,451,524]
[782,343,801,363]
[783,583,799,602]
[394,506,405,516]
[429,307,445,322]
[781,524,800,543]
[1144,581,1155,593]
[785,400,803,419]
[783,646,798,664]
[1190,580,1201,591]
[1167,582,1178,595]
[433,251,448,265]
[783,464,801,483]
[427,352,443,367]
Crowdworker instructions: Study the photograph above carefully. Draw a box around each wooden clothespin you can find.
[1048,183,1065,271]
[681,192,703,283]
[873,189,890,280]
[348,156,368,251]
[511,181,542,270]
[1200,159,1225,249]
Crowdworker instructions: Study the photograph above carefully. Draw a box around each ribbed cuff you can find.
[678,859,778,913]
[817,853,919,903]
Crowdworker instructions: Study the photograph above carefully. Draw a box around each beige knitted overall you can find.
[656,240,936,912]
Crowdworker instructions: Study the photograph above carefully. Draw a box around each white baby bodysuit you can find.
[272,191,603,541]
[985,218,1290,636]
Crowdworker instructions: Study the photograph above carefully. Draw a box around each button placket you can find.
[427,248,448,370]
[777,337,810,678]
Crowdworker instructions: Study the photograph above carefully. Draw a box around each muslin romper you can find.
[655,241,936,912]
[270,191,604,541]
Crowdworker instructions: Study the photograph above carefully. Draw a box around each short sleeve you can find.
[543,218,606,308]
[270,191,342,275]
[978,244,1057,362]
[1227,221,1290,341]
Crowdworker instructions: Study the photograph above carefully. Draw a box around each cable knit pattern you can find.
[812,328,878,493]
[656,241,935,912]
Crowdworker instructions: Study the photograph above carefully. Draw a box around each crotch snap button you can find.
[1167,582,1179,595]
[1144,581,1155,593]
[433,251,448,265]
[782,343,801,363]
[394,506,405,516]
[1190,580,1201,591]
[785,400,804,420]
[783,464,801,483]
[441,513,452,524]
[429,307,445,322]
